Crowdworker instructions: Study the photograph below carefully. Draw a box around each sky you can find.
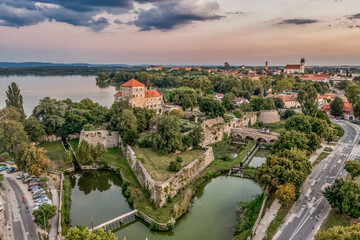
[0,0,360,66]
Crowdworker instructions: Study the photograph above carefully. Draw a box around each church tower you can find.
[300,58,305,74]
[265,61,268,71]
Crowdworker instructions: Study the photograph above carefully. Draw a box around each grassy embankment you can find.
[132,146,205,181]
[103,139,256,223]
[312,152,330,167]
[320,208,351,231]
[68,138,79,152]
[38,141,72,170]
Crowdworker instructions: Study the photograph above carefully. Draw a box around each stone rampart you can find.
[79,130,119,148]
[234,113,258,127]
[258,110,280,124]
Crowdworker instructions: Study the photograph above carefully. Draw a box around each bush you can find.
[221,154,232,162]
[169,161,181,172]
[189,114,196,122]
[61,176,71,235]
[33,204,57,227]
[176,156,183,163]
[136,157,145,163]
[139,137,152,148]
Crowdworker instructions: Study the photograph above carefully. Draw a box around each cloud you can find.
[132,1,224,31]
[278,18,319,25]
[226,11,247,16]
[347,13,360,20]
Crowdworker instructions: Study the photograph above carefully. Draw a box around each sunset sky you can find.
[1,0,360,65]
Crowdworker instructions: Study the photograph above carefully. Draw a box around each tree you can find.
[133,107,155,133]
[122,129,139,146]
[283,109,296,119]
[249,97,265,111]
[169,161,181,172]
[199,97,225,117]
[297,84,318,116]
[233,109,244,119]
[92,142,107,161]
[15,144,49,177]
[340,181,360,218]
[64,150,74,163]
[169,87,198,110]
[323,178,345,210]
[117,109,137,135]
[153,115,183,154]
[316,225,360,240]
[0,120,29,152]
[306,132,321,152]
[273,131,309,152]
[345,83,360,105]
[170,109,185,119]
[192,76,213,93]
[344,160,360,179]
[76,140,94,165]
[264,97,276,110]
[330,97,344,117]
[65,226,117,240]
[239,102,253,112]
[33,204,56,227]
[260,76,273,95]
[222,93,236,111]
[285,114,312,133]
[337,80,350,90]
[275,183,296,205]
[25,116,46,142]
[33,97,67,135]
[5,82,25,120]
[275,77,295,92]
[0,106,22,122]
[189,126,205,147]
[274,98,285,109]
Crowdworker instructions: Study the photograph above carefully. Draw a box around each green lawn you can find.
[312,152,330,167]
[132,146,205,181]
[38,141,72,170]
[68,138,79,152]
[102,140,257,223]
[266,201,294,240]
[254,149,271,158]
[320,208,351,231]
[251,121,286,133]
[212,138,247,161]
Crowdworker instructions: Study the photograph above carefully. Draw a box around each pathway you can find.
[48,181,59,240]
[253,199,281,240]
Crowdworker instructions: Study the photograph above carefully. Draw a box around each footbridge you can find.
[230,127,279,143]
[92,210,138,231]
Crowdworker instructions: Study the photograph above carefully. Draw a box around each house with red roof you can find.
[267,93,300,109]
[114,78,164,114]
[321,102,355,120]
[284,58,305,74]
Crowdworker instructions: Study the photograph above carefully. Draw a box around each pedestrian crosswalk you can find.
[333,152,358,159]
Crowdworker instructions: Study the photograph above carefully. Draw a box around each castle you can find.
[284,58,305,74]
[114,78,164,114]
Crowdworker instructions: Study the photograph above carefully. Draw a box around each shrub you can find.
[121,180,130,190]
[136,157,145,163]
[189,114,196,122]
[139,137,152,148]
[169,161,181,172]
[176,156,183,163]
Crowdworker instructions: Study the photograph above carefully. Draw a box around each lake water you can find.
[248,149,271,168]
[0,75,118,116]
[69,171,263,240]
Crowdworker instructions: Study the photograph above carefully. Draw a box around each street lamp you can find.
[38,209,47,232]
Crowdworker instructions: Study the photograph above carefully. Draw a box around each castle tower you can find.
[300,58,305,74]
[265,61,268,71]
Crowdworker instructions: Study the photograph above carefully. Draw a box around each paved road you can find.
[274,120,359,240]
[7,178,38,240]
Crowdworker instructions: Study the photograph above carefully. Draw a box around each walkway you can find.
[253,199,282,240]
[48,181,59,240]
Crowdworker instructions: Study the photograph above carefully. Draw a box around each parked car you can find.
[35,197,49,204]
[7,165,18,174]
[28,185,41,191]
[32,189,45,195]
[24,177,37,184]
[28,180,40,186]
[22,175,32,183]
[35,199,52,206]
[21,173,29,179]
[33,194,47,200]
[0,201,2,211]
[16,173,24,179]
[0,166,8,172]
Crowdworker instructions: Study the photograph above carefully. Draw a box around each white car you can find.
[0,201,3,211]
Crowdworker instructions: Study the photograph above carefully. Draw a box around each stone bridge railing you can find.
[230,127,279,143]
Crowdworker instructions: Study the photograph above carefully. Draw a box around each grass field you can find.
[68,138,79,152]
[251,120,286,133]
[312,151,330,167]
[320,208,351,231]
[132,146,205,181]
[39,141,72,170]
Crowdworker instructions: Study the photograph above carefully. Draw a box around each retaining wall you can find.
[257,110,280,124]
[79,130,119,148]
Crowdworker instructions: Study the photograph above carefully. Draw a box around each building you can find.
[267,93,300,109]
[284,58,305,74]
[265,61,268,71]
[224,62,230,68]
[114,78,163,114]
[301,74,330,83]
[321,102,355,120]
[146,65,163,71]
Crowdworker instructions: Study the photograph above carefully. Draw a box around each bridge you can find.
[92,210,138,231]
[230,127,279,143]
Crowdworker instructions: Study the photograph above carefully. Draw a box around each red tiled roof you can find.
[121,79,145,87]
[114,91,122,97]
[284,65,300,69]
[214,93,224,97]
[145,89,162,98]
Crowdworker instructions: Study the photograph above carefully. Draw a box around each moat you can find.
[69,170,262,240]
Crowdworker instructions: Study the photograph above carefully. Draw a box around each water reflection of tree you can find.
[76,170,122,195]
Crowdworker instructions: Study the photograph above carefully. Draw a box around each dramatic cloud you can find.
[0,0,224,32]
[132,1,223,31]
[347,13,360,20]
[278,18,319,25]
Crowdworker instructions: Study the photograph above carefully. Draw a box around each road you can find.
[1,174,39,240]
[274,120,359,240]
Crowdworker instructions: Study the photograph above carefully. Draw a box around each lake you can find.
[0,75,118,116]
[69,170,263,240]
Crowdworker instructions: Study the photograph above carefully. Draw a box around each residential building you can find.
[114,78,163,114]
[267,93,300,109]
[146,65,163,71]
[321,102,355,120]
